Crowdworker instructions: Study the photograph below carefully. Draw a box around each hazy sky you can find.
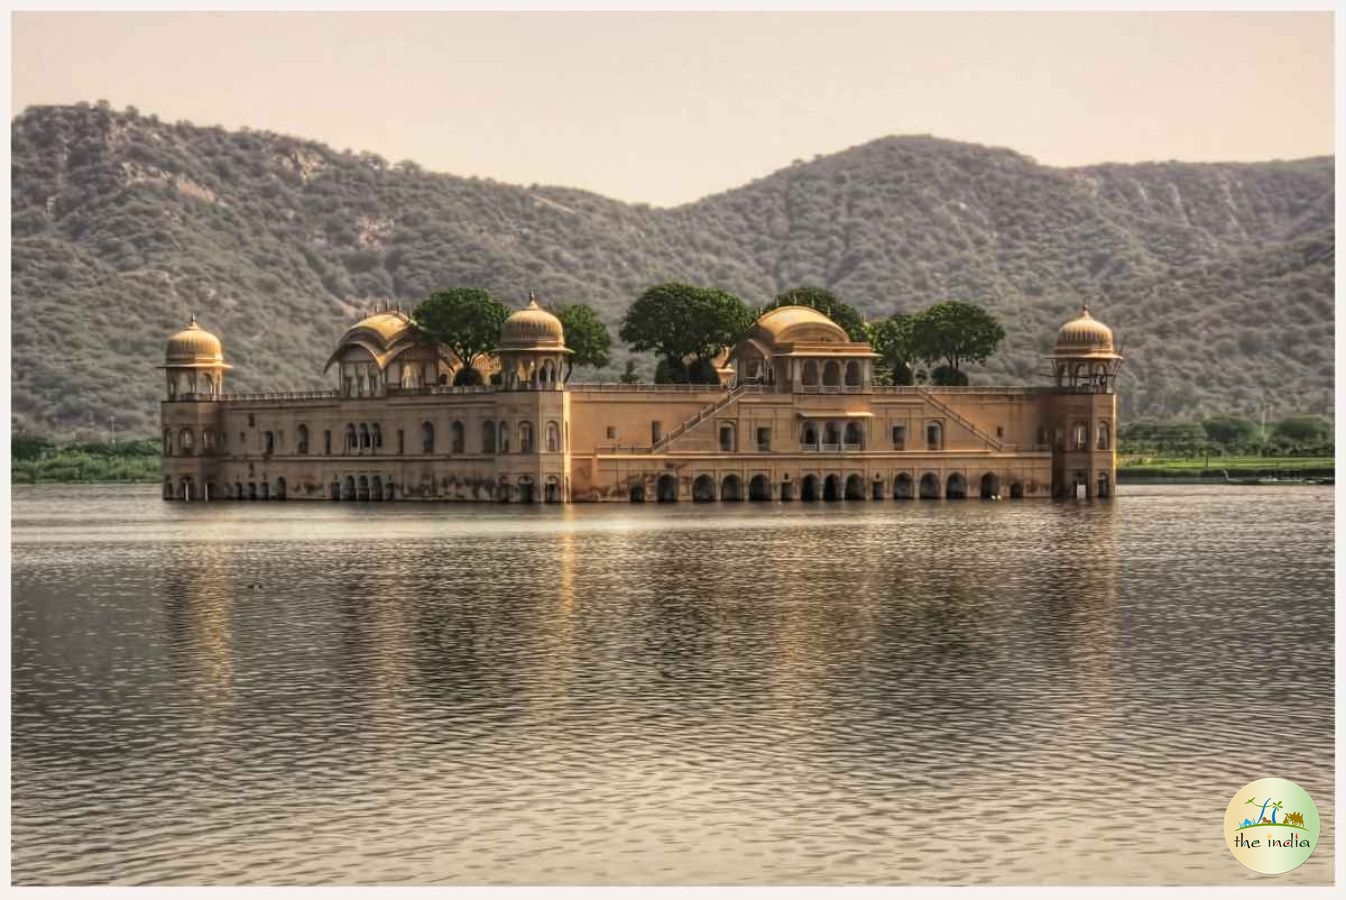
[12,11,1334,206]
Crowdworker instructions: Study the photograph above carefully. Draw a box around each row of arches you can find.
[633,471,1024,503]
[799,359,864,387]
[297,420,566,456]
[163,476,289,501]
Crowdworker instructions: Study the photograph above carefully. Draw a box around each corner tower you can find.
[1046,305,1123,499]
[159,316,228,501]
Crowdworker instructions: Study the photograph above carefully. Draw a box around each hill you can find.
[11,103,1334,438]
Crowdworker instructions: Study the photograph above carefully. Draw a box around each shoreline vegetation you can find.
[12,437,160,484]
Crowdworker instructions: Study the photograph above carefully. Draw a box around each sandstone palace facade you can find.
[159,301,1121,503]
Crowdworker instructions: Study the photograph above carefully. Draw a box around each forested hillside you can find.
[12,103,1334,438]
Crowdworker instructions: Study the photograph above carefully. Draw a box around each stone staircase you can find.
[652,384,752,452]
[918,388,1004,450]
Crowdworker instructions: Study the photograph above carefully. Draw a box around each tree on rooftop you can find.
[412,287,510,385]
[620,282,752,384]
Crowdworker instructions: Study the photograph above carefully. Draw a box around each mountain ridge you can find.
[11,102,1334,438]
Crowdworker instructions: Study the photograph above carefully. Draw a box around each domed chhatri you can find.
[499,296,567,349]
[496,294,571,390]
[165,315,229,367]
[160,315,230,402]
[159,295,1121,504]
[1054,304,1118,357]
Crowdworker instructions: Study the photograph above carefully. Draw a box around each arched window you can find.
[844,361,861,386]
[719,424,735,452]
[345,423,357,452]
[1074,422,1089,450]
[546,421,560,452]
[201,372,215,396]
[421,421,435,453]
[823,361,841,386]
[297,424,310,455]
[823,421,840,446]
[802,423,818,447]
[802,360,819,386]
[519,421,535,453]
[450,420,465,454]
[1097,422,1110,451]
[482,420,496,454]
[372,424,383,449]
[844,421,863,447]
[926,421,943,450]
[263,431,275,454]
[179,428,195,455]
[359,423,371,450]
[498,421,511,453]
[163,428,173,456]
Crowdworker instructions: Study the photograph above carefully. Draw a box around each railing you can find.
[386,384,497,396]
[797,384,866,394]
[868,385,1054,395]
[568,382,729,393]
[205,390,340,402]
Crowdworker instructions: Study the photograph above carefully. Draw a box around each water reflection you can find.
[10,485,1333,885]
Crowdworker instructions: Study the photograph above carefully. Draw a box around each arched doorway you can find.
[657,474,678,502]
[692,474,716,502]
[163,477,174,500]
[801,475,820,501]
[370,475,382,501]
[748,474,771,501]
[385,479,396,500]
[259,482,270,500]
[247,482,257,500]
[1009,482,1024,499]
[518,478,536,504]
[342,476,355,500]
[946,472,968,499]
[844,474,865,500]
[274,476,287,500]
[721,474,743,501]
[918,473,940,499]
[234,481,244,500]
[545,478,562,503]
[894,473,914,500]
[629,483,646,502]
[357,476,369,501]
[979,472,999,499]
[823,474,841,501]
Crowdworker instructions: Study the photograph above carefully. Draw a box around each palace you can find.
[159,300,1121,503]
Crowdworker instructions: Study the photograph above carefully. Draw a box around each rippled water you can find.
[11,484,1335,885]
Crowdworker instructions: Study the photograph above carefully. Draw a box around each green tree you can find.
[619,359,640,384]
[553,303,612,378]
[910,301,1006,376]
[929,364,970,386]
[412,288,511,385]
[620,283,752,384]
[1201,414,1260,449]
[765,286,868,341]
[1272,415,1332,447]
[868,314,918,385]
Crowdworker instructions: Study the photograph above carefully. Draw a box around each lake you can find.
[10,484,1335,885]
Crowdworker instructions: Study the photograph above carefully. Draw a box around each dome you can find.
[754,306,849,344]
[1054,305,1117,356]
[165,316,227,367]
[339,310,413,349]
[499,297,566,349]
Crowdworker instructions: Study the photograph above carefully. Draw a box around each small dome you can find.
[499,297,566,349]
[1055,305,1116,356]
[165,315,225,366]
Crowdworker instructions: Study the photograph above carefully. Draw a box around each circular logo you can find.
[1224,778,1320,874]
